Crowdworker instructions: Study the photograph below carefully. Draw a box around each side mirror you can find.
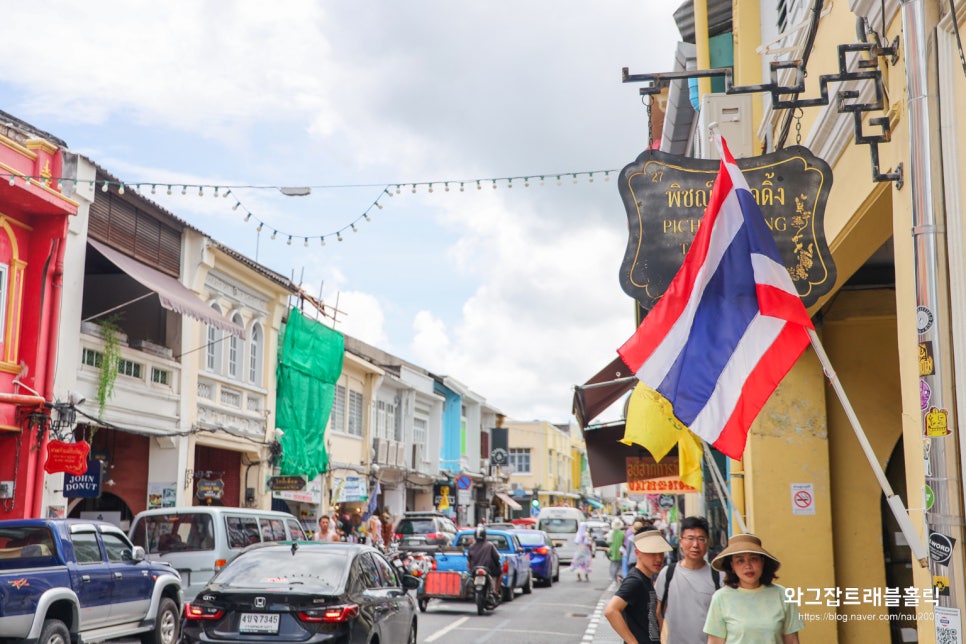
[402,575,421,591]
[131,545,146,562]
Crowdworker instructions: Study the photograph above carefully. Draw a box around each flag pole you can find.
[807,328,928,566]
[702,443,748,533]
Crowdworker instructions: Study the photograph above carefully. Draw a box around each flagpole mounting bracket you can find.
[622,35,901,187]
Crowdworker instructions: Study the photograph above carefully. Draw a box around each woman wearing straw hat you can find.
[703,534,804,644]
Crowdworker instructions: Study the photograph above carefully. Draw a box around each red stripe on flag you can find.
[756,284,815,329]
[710,323,811,459]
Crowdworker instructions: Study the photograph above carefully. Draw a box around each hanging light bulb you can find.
[491,180,497,189]
[411,184,416,193]
[395,185,401,195]
[181,185,187,195]
[589,172,595,183]
[303,238,309,247]
[102,181,110,192]
[604,171,610,181]
[8,175,15,187]
[198,186,204,197]
[428,183,433,193]
[540,176,545,186]
[232,202,240,211]
[224,189,232,198]
[244,213,252,222]
[507,179,513,189]
[166,185,173,195]
[351,223,357,233]
[556,175,562,186]
[151,184,157,194]
[444,182,450,192]
[271,230,277,240]
[363,213,371,222]
[524,177,530,187]
[118,184,125,195]
[385,188,393,198]
[460,182,465,192]
[320,236,326,246]
[257,223,264,232]
[476,181,482,190]
[375,201,383,210]
[572,173,578,184]
[337,232,343,242]
[287,235,292,245]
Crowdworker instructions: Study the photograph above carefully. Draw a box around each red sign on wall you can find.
[44,440,91,475]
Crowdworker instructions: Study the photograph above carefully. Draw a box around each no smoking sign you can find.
[790,483,816,516]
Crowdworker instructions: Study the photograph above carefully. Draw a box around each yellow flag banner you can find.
[622,382,704,491]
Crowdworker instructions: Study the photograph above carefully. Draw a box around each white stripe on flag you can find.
[750,253,799,295]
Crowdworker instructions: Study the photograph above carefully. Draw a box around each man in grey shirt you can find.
[654,516,720,644]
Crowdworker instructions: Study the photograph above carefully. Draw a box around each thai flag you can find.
[617,134,813,460]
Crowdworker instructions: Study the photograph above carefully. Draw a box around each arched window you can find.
[249,322,263,386]
[228,313,244,379]
[206,303,224,373]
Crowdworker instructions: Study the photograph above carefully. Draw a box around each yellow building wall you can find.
[823,290,901,643]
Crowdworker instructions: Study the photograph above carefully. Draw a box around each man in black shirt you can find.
[604,528,672,644]
[467,525,502,594]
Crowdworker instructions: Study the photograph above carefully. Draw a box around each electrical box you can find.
[697,93,754,160]
[0,481,13,499]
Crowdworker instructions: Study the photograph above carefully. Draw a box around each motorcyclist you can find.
[467,524,502,596]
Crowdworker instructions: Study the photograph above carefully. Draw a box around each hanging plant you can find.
[96,317,122,417]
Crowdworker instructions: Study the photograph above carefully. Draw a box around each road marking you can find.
[424,616,469,642]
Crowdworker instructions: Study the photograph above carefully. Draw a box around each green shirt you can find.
[703,583,804,643]
[608,528,625,561]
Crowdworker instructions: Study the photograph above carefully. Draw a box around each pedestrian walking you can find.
[569,522,594,581]
[704,533,804,644]
[654,516,720,644]
[607,518,626,583]
[604,529,672,644]
[314,514,339,543]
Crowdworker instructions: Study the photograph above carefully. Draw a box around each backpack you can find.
[659,562,720,618]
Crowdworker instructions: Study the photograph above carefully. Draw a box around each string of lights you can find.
[5,167,617,244]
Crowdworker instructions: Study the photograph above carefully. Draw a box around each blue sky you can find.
[2,0,682,422]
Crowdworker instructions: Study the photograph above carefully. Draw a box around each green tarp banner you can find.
[275,308,344,479]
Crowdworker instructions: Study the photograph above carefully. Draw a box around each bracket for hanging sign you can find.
[622,34,902,188]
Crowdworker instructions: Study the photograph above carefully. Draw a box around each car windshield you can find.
[539,518,579,534]
[212,548,347,592]
[131,513,215,554]
[515,532,547,546]
[398,519,434,534]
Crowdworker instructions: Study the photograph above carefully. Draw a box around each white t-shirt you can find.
[654,563,718,644]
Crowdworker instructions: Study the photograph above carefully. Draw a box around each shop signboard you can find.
[45,440,91,475]
[335,476,368,503]
[63,460,101,499]
[275,475,323,504]
[196,478,225,502]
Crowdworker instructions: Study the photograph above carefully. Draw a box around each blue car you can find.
[512,529,560,587]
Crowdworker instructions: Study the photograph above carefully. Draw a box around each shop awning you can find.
[89,239,244,338]
[495,492,523,510]
[572,356,637,429]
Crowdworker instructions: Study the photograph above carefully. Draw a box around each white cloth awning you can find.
[495,492,523,511]
[89,239,244,337]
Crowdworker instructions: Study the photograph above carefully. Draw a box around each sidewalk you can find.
[584,579,624,643]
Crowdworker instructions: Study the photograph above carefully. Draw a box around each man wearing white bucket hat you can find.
[604,528,672,644]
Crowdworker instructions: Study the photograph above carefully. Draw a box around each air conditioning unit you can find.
[391,441,405,467]
[374,439,389,464]
[697,93,754,160]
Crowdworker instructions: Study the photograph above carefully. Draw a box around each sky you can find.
[2,1,683,423]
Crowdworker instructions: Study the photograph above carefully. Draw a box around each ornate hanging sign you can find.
[618,146,836,313]
[44,440,91,475]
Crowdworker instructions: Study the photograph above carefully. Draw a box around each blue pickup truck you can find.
[428,528,533,603]
[0,519,182,644]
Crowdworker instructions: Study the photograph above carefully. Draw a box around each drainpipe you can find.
[901,0,964,608]
[32,235,65,518]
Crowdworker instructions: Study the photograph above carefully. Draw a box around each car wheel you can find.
[142,597,180,644]
[418,598,429,613]
[545,572,553,587]
[523,572,533,594]
[553,564,560,582]
[502,577,515,602]
[38,619,70,644]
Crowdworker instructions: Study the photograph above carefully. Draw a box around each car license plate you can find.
[553,540,564,548]
[240,613,279,634]
[473,575,487,587]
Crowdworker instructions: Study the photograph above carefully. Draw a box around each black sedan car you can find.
[181,542,420,644]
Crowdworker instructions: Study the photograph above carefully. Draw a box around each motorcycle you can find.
[472,566,501,615]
